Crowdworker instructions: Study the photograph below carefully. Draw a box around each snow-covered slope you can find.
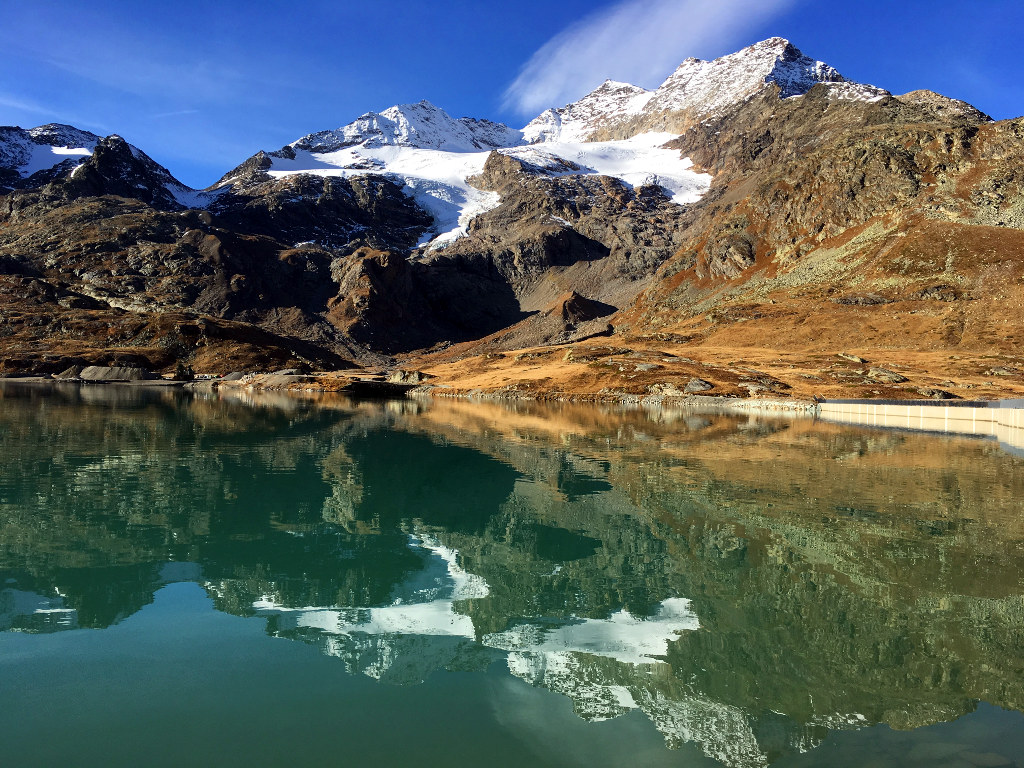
[291,100,523,153]
[523,80,655,144]
[501,133,709,205]
[648,37,885,113]
[252,533,698,672]
[256,100,709,247]
[0,124,100,188]
[525,37,889,143]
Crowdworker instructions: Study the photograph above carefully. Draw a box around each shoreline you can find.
[4,373,1023,454]
[7,371,1024,416]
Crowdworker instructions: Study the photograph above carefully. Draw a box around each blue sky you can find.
[2,0,1021,188]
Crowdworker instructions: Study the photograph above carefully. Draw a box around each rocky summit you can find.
[2,38,1023,400]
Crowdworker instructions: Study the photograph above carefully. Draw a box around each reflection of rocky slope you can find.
[2,386,1024,765]
[351,399,1024,760]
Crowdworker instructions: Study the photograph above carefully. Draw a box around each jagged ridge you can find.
[524,37,891,143]
[291,100,523,153]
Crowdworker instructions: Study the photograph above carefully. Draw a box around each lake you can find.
[1,382,1023,767]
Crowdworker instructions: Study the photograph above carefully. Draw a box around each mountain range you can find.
[2,37,1022,400]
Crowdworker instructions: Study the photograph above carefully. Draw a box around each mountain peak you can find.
[526,38,890,144]
[755,35,796,52]
[523,80,654,143]
[292,100,522,154]
[27,123,102,149]
[656,37,846,107]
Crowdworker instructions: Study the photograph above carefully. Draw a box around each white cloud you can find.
[503,0,799,115]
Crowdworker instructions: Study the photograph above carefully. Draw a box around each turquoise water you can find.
[1,382,1023,767]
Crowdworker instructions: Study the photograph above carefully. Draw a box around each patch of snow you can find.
[638,691,770,767]
[647,37,848,115]
[252,533,488,641]
[485,597,698,666]
[0,125,99,179]
[506,650,640,721]
[501,133,711,205]
[818,81,890,103]
[411,533,490,600]
[259,598,478,638]
[20,144,93,177]
[267,143,501,246]
[251,532,696,671]
[168,184,226,209]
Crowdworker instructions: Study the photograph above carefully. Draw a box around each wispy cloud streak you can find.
[150,109,201,120]
[503,0,798,114]
[0,93,58,116]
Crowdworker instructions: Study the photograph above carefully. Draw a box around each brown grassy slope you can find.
[397,91,1024,399]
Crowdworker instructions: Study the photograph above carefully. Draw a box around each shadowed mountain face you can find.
[2,383,1023,766]
[1,39,1022,382]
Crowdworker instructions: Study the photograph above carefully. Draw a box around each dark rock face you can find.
[47,136,188,210]
[328,247,527,353]
[0,191,358,370]
[211,170,432,251]
[456,150,691,287]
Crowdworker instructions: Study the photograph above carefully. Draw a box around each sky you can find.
[2,0,1022,188]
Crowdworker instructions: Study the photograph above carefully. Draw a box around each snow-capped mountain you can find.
[648,36,886,112]
[2,36,1018,415]
[0,124,211,208]
[524,37,890,143]
[216,38,903,249]
[291,100,523,153]
[523,80,656,144]
[0,39,895,248]
[0,123,100,189]
[233,99,710,247]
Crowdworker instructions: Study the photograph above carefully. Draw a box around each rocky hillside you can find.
[1,38,1022,398]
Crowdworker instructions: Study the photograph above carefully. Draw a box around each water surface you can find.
[1,383,1023,767]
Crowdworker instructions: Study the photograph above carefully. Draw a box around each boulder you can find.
[54,366,85,379]
[868,367,908,384]
[684,378,715,393]
[917,387,959,400]
[78,366,156,381]
[387,370,434,384]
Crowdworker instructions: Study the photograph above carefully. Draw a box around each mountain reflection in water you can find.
[1,382,1023,767]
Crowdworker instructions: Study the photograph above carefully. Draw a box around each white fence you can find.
[818,399,1024,455]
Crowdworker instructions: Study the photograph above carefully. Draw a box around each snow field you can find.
[266,131,711,247]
